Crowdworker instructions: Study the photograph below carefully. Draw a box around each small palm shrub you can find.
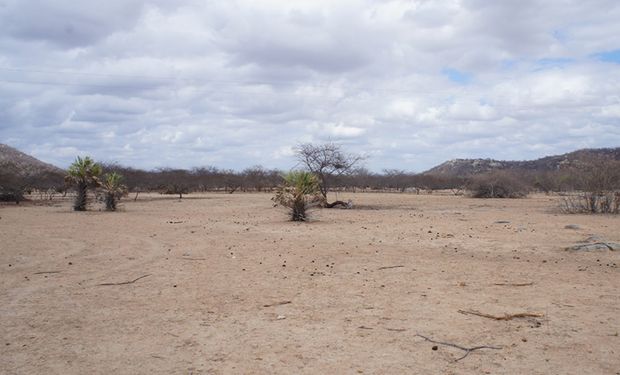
[65,156,102,211]
[101,172,128,211]
[272,171,322,221]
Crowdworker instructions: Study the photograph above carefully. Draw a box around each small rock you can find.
[564,224,580,230]
[432,345,438,351]
[276,315,286,320]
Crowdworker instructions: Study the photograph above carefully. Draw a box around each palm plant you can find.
[65,156,102,211]
[272,171,323,221]
[101,172,128,211]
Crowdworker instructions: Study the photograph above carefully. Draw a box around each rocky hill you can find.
[0,143,65,187]
[424,147,620,177]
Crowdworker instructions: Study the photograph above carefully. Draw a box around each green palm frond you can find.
[272,171,323,221]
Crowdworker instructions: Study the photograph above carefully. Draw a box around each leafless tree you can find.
[295,143,365,204]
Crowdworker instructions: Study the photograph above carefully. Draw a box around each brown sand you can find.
[1,193,619,374]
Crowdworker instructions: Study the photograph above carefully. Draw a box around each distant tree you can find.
[101,172,128,211]
[296,143,365,205]
[65,156,102,211]
[272,171,322,221]
[467,171,530,198]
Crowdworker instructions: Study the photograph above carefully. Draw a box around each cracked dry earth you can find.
[1,193,619,374]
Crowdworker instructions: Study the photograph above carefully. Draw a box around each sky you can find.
[1,0,619,172]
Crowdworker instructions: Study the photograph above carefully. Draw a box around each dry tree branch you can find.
[493,282,534,286]
[377,265,405,270]
[97,274,151,286]
[458,309,544,320]
[415,334,502,361]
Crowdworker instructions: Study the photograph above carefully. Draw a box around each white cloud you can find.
[0,0,619,171]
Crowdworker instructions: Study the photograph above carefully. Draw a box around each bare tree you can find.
[295,143,365,205]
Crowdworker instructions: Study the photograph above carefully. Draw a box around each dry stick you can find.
[385,328,407,332]
[493,282,534,286]
[97,274,151,286]
[458,309,544,321]
[179,257,207,261]
[415,334,502,362]
[33,271,61,275]
[263,300,292,308]
[378,265,405,270]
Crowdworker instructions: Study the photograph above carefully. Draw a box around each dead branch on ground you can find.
[415,334,502,361]
[378,265,404,270]
[97,274,151,286]
[33,271,62,275]
[263,300,292,308]
[458,309,544,320]
[493,282,534,286]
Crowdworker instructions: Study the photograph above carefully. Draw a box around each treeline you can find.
[2,158,619,203]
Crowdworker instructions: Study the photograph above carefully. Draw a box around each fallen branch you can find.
[180,257,206,261]
[415,334,502,361]
[358,326,373,330]
[385,328,407,332]
[458,309,544,321]
[97,274,151,286]
[378,265,404,270]
[263,300,292,308]
[33,271,61,275]
[493,282,534,287]
[324,200,350,208]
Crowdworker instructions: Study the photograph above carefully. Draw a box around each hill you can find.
[424,147,620,177]
[0,144,65,196]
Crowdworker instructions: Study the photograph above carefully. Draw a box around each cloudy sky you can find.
[1,0,619,171]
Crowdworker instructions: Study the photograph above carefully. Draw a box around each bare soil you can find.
[1,193,619,374]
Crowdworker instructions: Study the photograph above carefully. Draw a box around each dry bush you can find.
[467,171,530,198]
[559,192,620,214]
[559,158,620,214]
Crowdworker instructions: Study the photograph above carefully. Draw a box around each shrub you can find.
[272,171,322,221]
[65,156,102,211]
[467,171,529,198]
[101,172,128,211]
[560,192,620,214]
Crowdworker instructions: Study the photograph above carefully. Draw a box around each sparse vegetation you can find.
[296,143,365,205]
[272,171,322,221]
[559,158,620,214]
[65,156,102,211]
[467,171,530,198]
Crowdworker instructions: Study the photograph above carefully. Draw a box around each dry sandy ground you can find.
[1,192,619,374]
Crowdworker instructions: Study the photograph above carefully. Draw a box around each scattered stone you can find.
[276,315,286,320]
[564,224,581,230]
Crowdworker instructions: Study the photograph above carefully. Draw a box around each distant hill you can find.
[0,144,65,188]
[424,147,620,177]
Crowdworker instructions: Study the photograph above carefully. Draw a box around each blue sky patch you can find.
[442,68,472,84]
[592,49,620,63]
[534,58,574,70]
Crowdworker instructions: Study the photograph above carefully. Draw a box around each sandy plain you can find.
[1,192,619,374]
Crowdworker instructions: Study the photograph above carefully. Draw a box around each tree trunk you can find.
[74,182,88,211]
[105,193,117,211]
